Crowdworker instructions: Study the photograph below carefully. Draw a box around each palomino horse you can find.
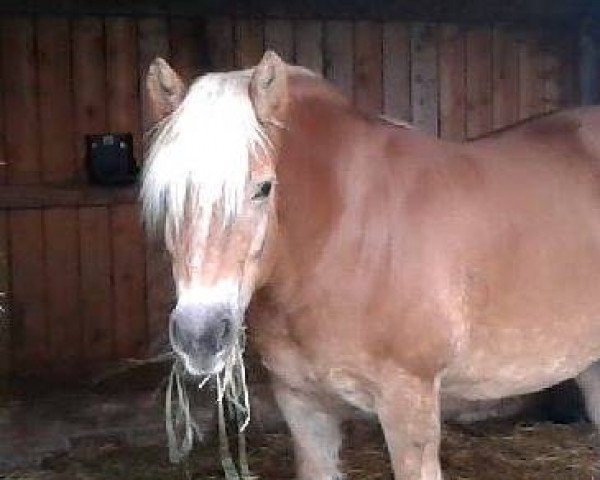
[141,51,600,479]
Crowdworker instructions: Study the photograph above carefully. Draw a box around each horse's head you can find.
[141,52,288,375]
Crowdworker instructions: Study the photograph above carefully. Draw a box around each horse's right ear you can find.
[249,50,289,127]
[143,57,186,130]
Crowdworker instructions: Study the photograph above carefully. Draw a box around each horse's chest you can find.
[259,336,377,413]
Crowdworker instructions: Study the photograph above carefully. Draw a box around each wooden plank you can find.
[439,24,466,141]
[0,213,9,378]
[1,17,41,184]
[37,17,76,184]
[73,17,107,181]
[170,17,206,83]
[106,17,141,162]
[138,15,174,353]
[294,20,323,74]
[0,185,137,209]
[0,36,8,378]
[205,16,235,71]
[492,24,519,129]
[44,208,80,375]
[466,25,493,139]
[9,211,46,372]
[323,20,353,99]
[112,204,146,358]
[382,22,411,121]
[354,20,383,114]
[411,23,439,135]
[518,29,544,120]
[73,17,113,370]
[79,207,112,366]
[235,18,264,69]
[264,19,294,62]
[106,19,146,359]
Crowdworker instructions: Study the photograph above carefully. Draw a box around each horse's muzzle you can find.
[169,303,235,375]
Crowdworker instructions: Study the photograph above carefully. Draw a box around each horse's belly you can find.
[441,325,600,400]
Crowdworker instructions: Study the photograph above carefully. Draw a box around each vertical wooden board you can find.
[323,21,353,99]
[106,17,141,161]
[538,30,562,113]
[383,22,411,121]
[518,29,544,120]
[112,204,146,358]
[73,17,107,180]
[1,18,41,184]
[205,17,235,70]
[439,24,466,141]
[44,209,80,374]
[79,208,112,365]
[492,25,519,129]
[138,17,174,349]
[0,213,8,377]
[354,20,383,114]
[73,17,112,370]
[9,211,46,371]
[235,18,264,69]
[170,17,206,83]
[37,18,75,184]
[411,23,439,136]
[466,26,493,139]
[264,19,294,62]
[106,19,146,358]
[294,20,323,74]
[145,242,174,350]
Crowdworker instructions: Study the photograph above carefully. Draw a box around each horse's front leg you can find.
[272,379,344,480]
[376,373,443,480]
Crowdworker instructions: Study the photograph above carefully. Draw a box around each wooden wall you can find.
[0,15,579,379]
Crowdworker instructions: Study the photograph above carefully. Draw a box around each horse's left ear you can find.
[249,50,289,126]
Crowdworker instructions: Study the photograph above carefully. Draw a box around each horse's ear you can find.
[143,57,186,130]
[249,50,289,126]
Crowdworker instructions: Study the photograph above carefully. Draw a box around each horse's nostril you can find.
[216,318,232,352]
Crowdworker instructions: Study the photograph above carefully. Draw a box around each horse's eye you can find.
[252,181,272,200]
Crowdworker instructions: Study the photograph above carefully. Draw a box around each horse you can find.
[140,51,600,479]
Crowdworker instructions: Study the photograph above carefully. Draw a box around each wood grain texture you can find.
[112,204,146,358]
[73,17,107,180]
[411,23,439,135]
[1,17,40,184]
[44,208,80,374]
[294,20,323,74]
[9,211,46,372]
[79,207,112,365]
[106,17,141,161]
[264,18,294,62]
[439,24,466,141]
[323,20,353,99]
[492,24,519,129]
[205,16,235,70]
[518,29,545,120]
[235,18,264,69]
[383,22,411,121]
[354,20,383,114]
[466,25,493,138]
[37,18,75,184]
[170,17,206,83]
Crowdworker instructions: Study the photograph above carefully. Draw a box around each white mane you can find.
[141,69,269,241]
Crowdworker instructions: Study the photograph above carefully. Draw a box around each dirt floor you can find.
[3,420,599,480]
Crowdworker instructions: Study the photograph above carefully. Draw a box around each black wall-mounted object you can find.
[86,133,138,186]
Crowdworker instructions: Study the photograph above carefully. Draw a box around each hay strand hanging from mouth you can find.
[165,335,257,479]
